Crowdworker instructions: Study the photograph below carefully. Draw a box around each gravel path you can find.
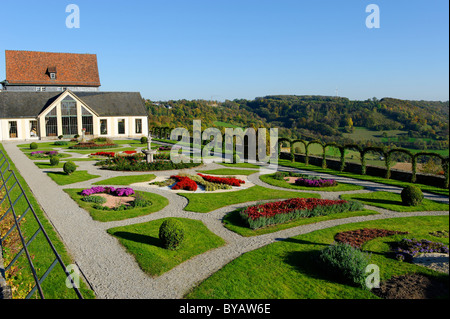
[2,142,449,299]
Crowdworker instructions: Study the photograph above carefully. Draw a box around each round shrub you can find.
[63,161,77,175]
[30,142,38,150]
[159,218,185,250]
[49,156,60,167]
[140,136,148,144]
[401,185,423,206]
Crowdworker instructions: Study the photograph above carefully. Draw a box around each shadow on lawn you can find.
[111,231,162,248]
[348,197,403,207]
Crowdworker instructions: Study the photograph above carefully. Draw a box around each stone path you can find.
[2,142,449,299]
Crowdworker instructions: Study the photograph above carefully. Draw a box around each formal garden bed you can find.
[260,171,365,192]
[238,198,364,230]
[97,153,202,171]
[150,173,249,193]
[64,187,169,222]
[107,218,226,277]
[185,216,449,299]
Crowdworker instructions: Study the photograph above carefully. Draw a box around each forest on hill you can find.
[145,95,449,151]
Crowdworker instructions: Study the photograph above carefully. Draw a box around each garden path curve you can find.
[2,142,448,299]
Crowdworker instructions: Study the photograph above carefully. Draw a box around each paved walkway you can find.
[2,142,449,299]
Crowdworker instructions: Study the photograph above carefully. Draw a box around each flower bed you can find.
[171,175,198,191]
[334,228,409,249]
[81,186,135,197]
[159,146,171,151]
[98,155,201,171]
[239,198,364,229]
[30,151,59,158]
[197,174,245,187]
[123,151,137,155]
[393,238,449,262]
[295,177,338,188]
[70,143,117,149]
[91,152,116,157]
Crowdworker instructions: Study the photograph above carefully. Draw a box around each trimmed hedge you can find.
[401,185,424,206]
[159,219,185,250]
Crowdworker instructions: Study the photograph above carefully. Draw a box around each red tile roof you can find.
[5,50,101,87]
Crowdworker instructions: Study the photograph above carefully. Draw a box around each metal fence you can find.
[0,148,83,299]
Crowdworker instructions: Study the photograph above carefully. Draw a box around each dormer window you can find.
[47,66,57,80]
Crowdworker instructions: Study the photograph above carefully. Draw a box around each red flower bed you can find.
[197,174,245,187]
[91,151,115,157]
[123,151,137,155]
[334,228,409,248]
[239,197,363,229]
[170,175,198,191]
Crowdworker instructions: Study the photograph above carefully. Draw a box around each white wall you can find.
[0,118,39,141]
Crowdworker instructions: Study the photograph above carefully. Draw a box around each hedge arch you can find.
[341,144,362,173]
[306,140,324,167]
[386,149,414,179]
[413,152,447,186]
[290,139,307,163]
[323,142,341,169]
[360,146,386,175]
[278,137,291,158]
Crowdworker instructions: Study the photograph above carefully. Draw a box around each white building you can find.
[0,50,148,141]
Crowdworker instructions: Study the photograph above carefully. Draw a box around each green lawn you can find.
[223,209,379,237]
[197,168,259,176]
[64,189,169,222]
[186,216,449,299]
[259,173,365,192]
[179,185,320,213]
[34,162,67,169]
[277,159,449,197]
[93,174,156,186]
[107,218,226,276]
[340,192,449,212]
[219,163,261,169]
[47,170,100,185]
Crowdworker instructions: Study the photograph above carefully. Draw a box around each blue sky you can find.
[0,0,448,101]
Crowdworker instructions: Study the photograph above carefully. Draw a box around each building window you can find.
[82,107,93,136]
[45,107,58,136]
[9,121,18,138]
[135,119,142,134]
[118,119,125,135]
[100,119,108,135]
[36,87,46,92]
[50,73,56,80]
[61,96,78,136]
[30,120,38,137]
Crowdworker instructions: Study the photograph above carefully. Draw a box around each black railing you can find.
[0,149,83,299]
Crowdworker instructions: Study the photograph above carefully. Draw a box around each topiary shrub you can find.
[140,136,148,144]
[401,185,424,206]
[159,218,185,250]
[317,242,371,289]
[30,142,38,150]
[63,161,77,175]
[49,156,60,167]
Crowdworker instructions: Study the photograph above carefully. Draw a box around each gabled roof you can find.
[5,50,101,87]
[0,91,147,118]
